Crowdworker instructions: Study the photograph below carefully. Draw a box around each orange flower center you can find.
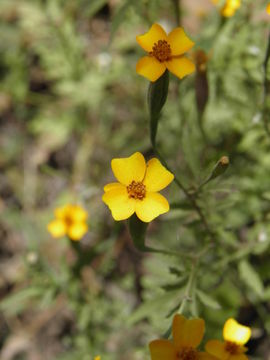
[64,214,74,227]
[149,40,172,62]
[177,347,198,360]
[225,341,239,355]
[127,181,146,200]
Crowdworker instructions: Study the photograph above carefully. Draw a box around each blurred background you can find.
[0,0,270,359]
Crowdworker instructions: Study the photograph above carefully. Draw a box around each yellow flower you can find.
[205,318,251,360]
[136,23,195,82]
[267,3,270,15]
[47,204,88,241]
[149,314,216,360]
[102,152,174,223]
[94,357,101,360]
[221,0,241,17]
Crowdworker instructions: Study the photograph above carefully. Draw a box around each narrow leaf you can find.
[196,289,221,309]
[238,260,264,298]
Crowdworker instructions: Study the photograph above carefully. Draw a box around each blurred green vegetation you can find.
[0,0,270,359]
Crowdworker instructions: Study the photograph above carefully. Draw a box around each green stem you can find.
[162,260,198,339]
[171,0,181,26]
[178,261,197,314]
[139,244,194,259]
[153,147,217,242]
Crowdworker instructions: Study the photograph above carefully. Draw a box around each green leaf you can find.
[238,260,264,298]
[147,70,169,146]
[196,289,221,309]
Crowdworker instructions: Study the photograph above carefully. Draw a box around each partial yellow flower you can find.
[102,152,174,223]
[47,204,88,241]
[149,314,216,360]
[205,318,251,360]
[94,356,101,360]
[136,23,195,82]
[221,0,241,17]
[267,3,270,15]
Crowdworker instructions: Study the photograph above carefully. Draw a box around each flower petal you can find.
[166,56,195,79]
[135,192,169,222]
[136,23,168,52]
[230,355,249,360]
[69,205,88,222]
[54,204,71,219]
[143,158,174,192]
[223,319,251,345]
[173,315,205,349]
[104,182,124,192]
[102,185,135,221]
[198,352,219,360]
[168,27,195,56]
[136,56,166,82]
[47,219,67,238]
[149,339,177,360]
[205,340,228,360]
[111,152,146,186]
[67,222,88,241]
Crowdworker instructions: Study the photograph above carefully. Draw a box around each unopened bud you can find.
[200,156,230,188]
[210,156,229,180]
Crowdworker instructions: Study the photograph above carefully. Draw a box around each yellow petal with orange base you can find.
[205,340,228,360]
[111,152,146,185]
[136,23,168,52]
[47,219,67,238]
[135,192,169,222]
[104,182,124,192]
[102,185,135,221]
[143,158,174,192]
[68,205,88,222]
[168,27,195,56]
[54,204,71,219]
[67,222,88,241]
[149,339,177,360]
[136,56,166,82]
[230,354,249,360]
[172,314,205,349]
[166,57,195,80]
[223,318,251,345]
[198,352,219,360]
[267,3,270,15]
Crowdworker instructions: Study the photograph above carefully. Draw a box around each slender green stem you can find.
[153,147,217,242]
[140,244,194,259]
[162,260,198,339]
[178,261,197,314]
[171,0,181,26]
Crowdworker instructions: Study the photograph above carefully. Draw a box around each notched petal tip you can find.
[136,23,168,52]
[111,152,146,185]
[168,27,195,55]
